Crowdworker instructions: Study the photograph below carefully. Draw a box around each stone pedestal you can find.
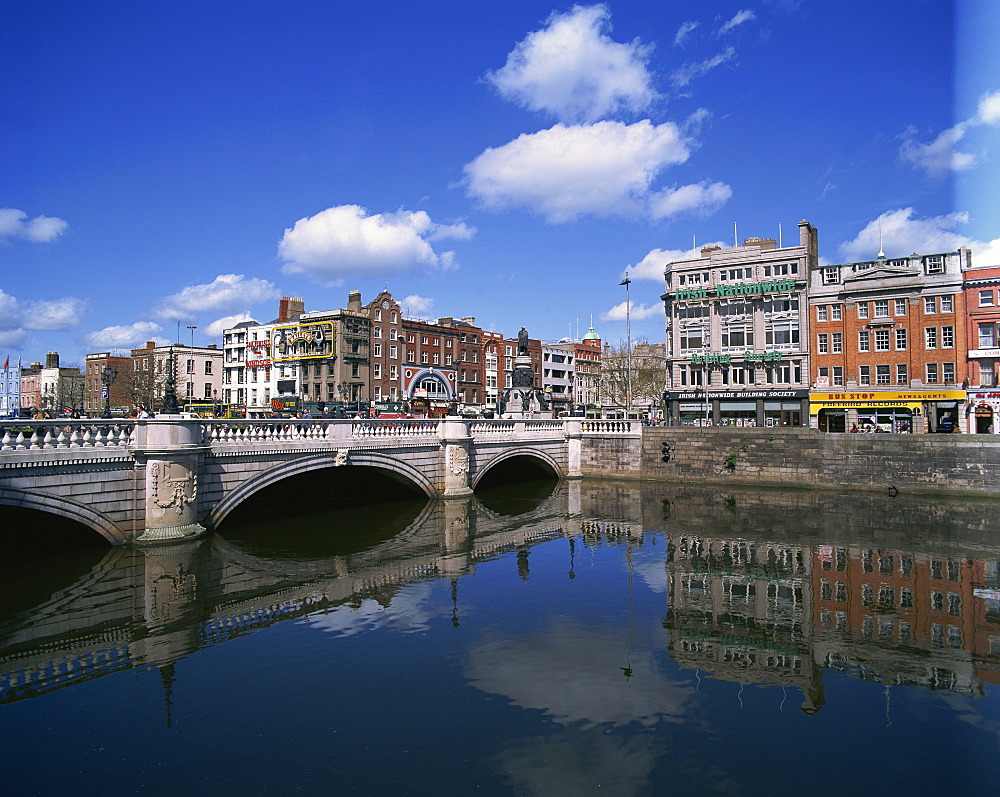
[131,417,208,544]
[437,418,474,497]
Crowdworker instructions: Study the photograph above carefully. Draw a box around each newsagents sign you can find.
[672,278,797,302]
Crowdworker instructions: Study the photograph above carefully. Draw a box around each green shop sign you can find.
[673,277,797,302]
[691,351,782,364]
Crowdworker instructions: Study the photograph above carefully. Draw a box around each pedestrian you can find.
[137,406,150,419]
[850,424,858,433]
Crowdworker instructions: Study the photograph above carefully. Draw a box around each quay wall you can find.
[581,428,1000,497]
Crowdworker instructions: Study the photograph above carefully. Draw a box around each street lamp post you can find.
[619,273,632,416]
[101,365,118,418]
[161,345,181,415]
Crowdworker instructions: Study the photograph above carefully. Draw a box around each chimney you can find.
[147,341,156,349]
[347,291,362,311]
[278,296,305,322]
[46,351,59,369]
[798,220,818,267]
[460,316,476,325]
[700,245,721,257]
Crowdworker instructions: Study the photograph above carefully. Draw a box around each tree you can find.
[599,341,666,409]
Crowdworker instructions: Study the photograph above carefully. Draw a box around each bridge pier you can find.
[438,418,474,497]
[131,417,208,544]
[565,419,583,478]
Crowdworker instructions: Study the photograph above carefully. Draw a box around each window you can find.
[858,331,870,352]
[860,365,871,385]
[924,296,937,314]
[389,328,397,340]
[817,305,828,322]
[895,328,907,350]
[205,361,213,375]
[943,362,955,383]
[373,327,382,338]
[421,352,428,364]
[981,290,995,307]
[876,364,891,384]
[896,364,908,385]
[822,268,839,284]
[832,332,843,353]
[817,366,829,383]
[373,343,382,357]
[940,295,953,313]
[894,299,907,316]
[875,329,890,351]
[432,353,440,365]
[390,365,398,379]
[722,325,753,347]
[857,302,869,319]
[374,309,382,321]
[373,364,382,379]
[926,363,939,383]
[831,305,842,321]
[981,364,996,387]
[817,333,829,353]
[833,366,844,386]
[925,255,944,273]
[979,323,996,348]
[874,300,889,318]
[186,359,195,374]
[391,311,397,323]
[422,336,429,345]
[942,326,954,348]
[765,322,799,346]
[925,328,938,349]
[680,328,707,350]
[406,349,415,363]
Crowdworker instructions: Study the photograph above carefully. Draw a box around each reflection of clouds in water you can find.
[305,582,437,636]
[465,618,696,729]
[926,690,1000,750]
[633,558,666,594]
[494,727,663,797]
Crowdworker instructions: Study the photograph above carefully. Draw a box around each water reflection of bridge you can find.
[2,481,999,711]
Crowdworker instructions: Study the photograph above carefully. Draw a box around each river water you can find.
[1,479,1000,795]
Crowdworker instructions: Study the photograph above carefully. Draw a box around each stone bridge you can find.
[0,416,640,544]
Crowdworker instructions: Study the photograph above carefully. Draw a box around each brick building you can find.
[963,266,1000,433]
[808,247,971,432]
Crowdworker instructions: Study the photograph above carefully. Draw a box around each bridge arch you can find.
[207,452,436,530]
[0,488,129,545]
[471,447,563,488]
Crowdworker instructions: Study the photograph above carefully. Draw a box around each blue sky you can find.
[2,0,998,366]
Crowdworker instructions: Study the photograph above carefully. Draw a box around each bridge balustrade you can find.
[0,419,136,451]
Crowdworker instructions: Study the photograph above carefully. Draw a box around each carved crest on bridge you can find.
[149,461,197,516]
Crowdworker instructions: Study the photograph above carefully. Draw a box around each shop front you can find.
[810,390,967,433]
[666,390,809,427]
[967,390,1000,434]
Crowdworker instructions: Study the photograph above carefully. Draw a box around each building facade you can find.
[132,341,223,413]
[84,352,134,415]
[963,266,1000,433]
[808,247,970,433]
[0,356,21,416]
[662,221,817,427]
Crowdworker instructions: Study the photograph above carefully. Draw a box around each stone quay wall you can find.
[580,427,1000,497]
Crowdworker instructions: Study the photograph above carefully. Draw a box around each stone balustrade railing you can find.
[0,419,137,451]
[0,416,640,453]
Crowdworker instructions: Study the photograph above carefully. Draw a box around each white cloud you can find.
[837,207,1000,265]
[670,46,736,88]
[0,290,86,350]
[485,4,657,124]
[648,181,732,221]
[279,205,470,284]
[899,123,975,177]
[24,297,87,330]
[718,9,756,35]
[628,243,727,281]
[154,274,279,322]
[673,21,699,47]
[0,208,69,243]
[899,88,1000,177]
[601,300,661,322]
[399,294,435,319]
[82,321,164,350]
[205,313,257,339]
[465,120,708,223]
[978,90,1000,124]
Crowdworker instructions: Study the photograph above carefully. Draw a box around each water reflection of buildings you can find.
[666,531,1000,709]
